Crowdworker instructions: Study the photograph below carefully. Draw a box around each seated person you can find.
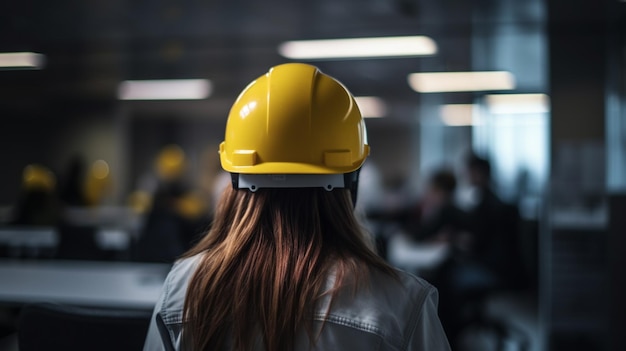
[409,169,470,247]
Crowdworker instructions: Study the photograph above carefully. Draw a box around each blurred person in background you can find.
[59,155,88,207]
[463,154,526,289]
[143,63,450,350]
[12,164,62,227]
[133,145,210,263]
[410,168,469,244]
[372,157,525,347]
[366,168,464,260]
[426,154,526,347]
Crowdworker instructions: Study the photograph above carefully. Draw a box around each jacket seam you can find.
[314,313,381,334]
[402,285,431,350]
[161,310,183,324]
[161,263,178,344]
[315,313,387,349]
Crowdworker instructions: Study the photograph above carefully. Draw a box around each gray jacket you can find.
[144,255,450,350]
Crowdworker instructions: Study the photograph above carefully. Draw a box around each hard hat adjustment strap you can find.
[230,170,361,206]
[232,173,344,192]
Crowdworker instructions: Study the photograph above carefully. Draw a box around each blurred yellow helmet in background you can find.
[22,164,56,192]
[219,63,368,175]
[174,192,207,220]
[156,144,186,181]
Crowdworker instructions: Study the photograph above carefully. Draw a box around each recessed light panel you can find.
[279,36,437,60]
[118,79,211,100]
[408,71,515,93]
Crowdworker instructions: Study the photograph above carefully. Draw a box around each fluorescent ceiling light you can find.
[354,96,387,118]
[485,93,550,114]
[118,79,211,100]
[0,52,45,69]
[278,36,437,60]
[439,104,475,126]
[408,71,515,93]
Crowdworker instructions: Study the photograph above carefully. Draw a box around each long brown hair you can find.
[182,186,396,351]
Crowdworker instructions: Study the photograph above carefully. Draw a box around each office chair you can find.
[456,204,532,351]
[18,302,152,351]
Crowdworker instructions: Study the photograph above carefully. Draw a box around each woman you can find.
[143,63,450,351]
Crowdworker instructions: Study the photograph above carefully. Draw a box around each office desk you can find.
[0,260,171,310]
[0,226,132,256]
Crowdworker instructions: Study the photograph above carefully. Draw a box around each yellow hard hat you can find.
[219,63,369,177]
[174,192,207,219]
[156,144,186,181]
[22,164,56,192]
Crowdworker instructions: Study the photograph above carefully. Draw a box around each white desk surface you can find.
[0,260,171,310]
[387,234,450,273]
[0,228,59,248]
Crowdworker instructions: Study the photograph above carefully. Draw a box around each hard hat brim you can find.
[220,159,363,175]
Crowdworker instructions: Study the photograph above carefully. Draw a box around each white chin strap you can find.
[237,174,345,192]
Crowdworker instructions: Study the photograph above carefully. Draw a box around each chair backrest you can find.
[18,302,152,351]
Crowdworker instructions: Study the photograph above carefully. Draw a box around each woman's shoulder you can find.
[171,254,203,275]
[370,267,438,305]
[329,266,438,317]
[158,254,204,316]
[322,267,439,349]
[170,254,204,285]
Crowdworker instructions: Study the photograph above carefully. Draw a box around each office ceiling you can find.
[0,0,544,119]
